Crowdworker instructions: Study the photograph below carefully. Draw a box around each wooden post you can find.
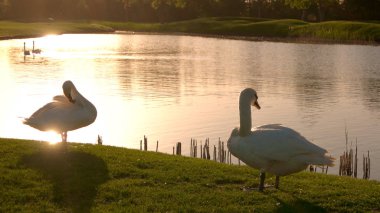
[200,142,203,159]
[97,135,103,145]
[176,142,182,155]
[221,142,225,163]
[194,140,197,158]
[213,145,217,161]
[354,140,357,178]
[363,151,370,179]
[140,140,142,151]
[156,140,159,152]
[363,154,366,179]
[144,135,147,151]
[206,139,210,160]
[368,151,371,178]
[218,138,221,163]
[190,138,193,157]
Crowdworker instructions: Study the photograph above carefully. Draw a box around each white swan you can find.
[32,41,42,54]
[24,80,97,143]
[23,42,30,56]
[227,88,334,191]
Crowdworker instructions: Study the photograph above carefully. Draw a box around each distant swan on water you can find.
[24,80,97,143]
[23,42,30,56]
[32,41,41,54]
[227,88,334,191]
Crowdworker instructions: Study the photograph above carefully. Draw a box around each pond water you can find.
[0,34,379,180]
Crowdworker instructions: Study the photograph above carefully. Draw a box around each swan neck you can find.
[74,90,97,116]
[239,97,252,137]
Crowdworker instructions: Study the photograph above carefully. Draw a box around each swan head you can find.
[63,80,76,103]
[240,88,261,110]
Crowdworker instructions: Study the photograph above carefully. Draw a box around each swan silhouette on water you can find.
[23,42,30,56]
[24,80,97,143]
[227,88,334,191]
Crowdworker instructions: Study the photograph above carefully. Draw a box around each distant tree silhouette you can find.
[0,0,378,22]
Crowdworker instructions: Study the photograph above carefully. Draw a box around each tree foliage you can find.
[285,0,312,10]
[0,0,378,22]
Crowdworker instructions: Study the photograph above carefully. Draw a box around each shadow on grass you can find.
[272,191,327,213]
[21,144,109,213]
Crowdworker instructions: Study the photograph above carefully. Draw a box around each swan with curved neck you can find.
[228,88,334,191]
[24,80,97,143]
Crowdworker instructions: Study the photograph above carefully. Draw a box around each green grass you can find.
[98,18,307,37]
[97,17,380,43]
[0,21,113,39]
[290,21,380,42]
[1,138,380,212]
[1,18,380,43]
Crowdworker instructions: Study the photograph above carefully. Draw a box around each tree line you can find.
[0,0,379,22]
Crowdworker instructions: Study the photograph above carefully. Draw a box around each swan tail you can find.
[20,116,31,125]
[324,155,335,167]
[308,154,335,167]
[23,117,33,126]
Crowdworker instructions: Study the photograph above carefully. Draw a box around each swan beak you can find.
[252,100,261,110]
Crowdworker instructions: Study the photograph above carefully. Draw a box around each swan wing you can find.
[249,124,328,161]
[24,100,80,131]
[27,101,69,120]
[53,95,70,103]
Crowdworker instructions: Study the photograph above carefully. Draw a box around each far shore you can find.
[1,30,379,47]
[1,18,379,45]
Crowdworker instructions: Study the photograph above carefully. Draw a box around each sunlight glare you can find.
[42,131,61,144]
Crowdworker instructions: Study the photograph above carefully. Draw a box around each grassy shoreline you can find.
[1,18,380,45]
[1,137,380,212]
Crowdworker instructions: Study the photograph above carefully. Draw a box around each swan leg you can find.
[61,132,67,143]
[259,172,265,192]
[241,172,272,192]
[275,176,280,189]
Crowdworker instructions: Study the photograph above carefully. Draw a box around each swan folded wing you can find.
[23,101,73,131]
[26,102,62,120]
[53,95,70,103]
[248,125,330,163]
[255,124,328,154]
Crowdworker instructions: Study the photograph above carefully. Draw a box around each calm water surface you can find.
[1,34,379,180]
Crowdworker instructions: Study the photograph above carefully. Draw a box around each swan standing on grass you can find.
[24,80,97,143]
[227,88,334,192]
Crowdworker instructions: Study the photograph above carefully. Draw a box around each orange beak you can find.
[252,100,261,110]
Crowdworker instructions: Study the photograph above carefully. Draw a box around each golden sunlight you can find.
[43,131,62,144]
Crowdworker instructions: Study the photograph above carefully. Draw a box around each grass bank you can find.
[99,17,380,44]
[1,17,380,44]
[1,138,379,212]
[0,21,114,40]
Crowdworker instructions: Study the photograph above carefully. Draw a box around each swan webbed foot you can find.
[241,184,275,192]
